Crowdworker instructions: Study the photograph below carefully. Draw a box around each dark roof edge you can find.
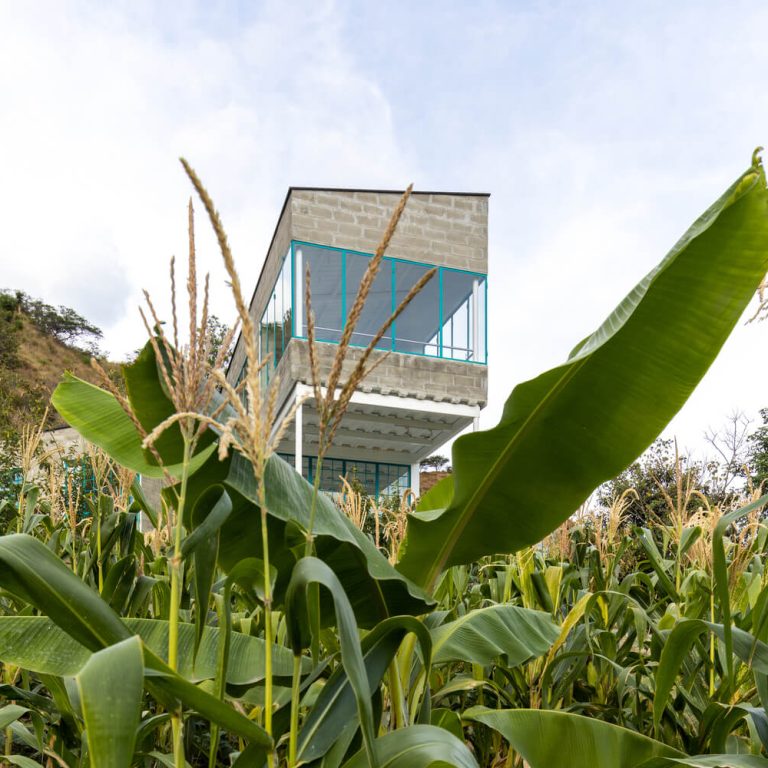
[289,186,491,197]
[226,185,490,376]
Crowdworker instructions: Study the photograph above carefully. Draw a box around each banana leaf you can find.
[399,157,768,588]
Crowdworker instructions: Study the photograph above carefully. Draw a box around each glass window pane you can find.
[273,281,283,365]
[394,262,440,355]
[319,458,346,492]
[281,253,292,350]
[346,459,377,496]
[379,463,409,497]
[442,270,480,361]
[300,244,343,342]
[259,305,270,387]
[268,292,276,367]
[345,252,392,349]
[272,255,290,367]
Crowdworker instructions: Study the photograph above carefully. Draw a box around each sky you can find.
[1,0,767,459]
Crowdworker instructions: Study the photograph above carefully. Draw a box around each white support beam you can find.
[335,409,460,432]
[294,401,303,475]
[472,278,480,362]
[410,463,420,496]
[294,247,303,336]
[270,381,305,443]
[279,441,422,466]
[298,413,442,440]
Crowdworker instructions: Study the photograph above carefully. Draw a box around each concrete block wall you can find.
[274,338,487,411]
[290,190,487,274]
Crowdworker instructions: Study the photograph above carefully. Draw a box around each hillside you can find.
[0,292,117,439]
[20,318,112,424]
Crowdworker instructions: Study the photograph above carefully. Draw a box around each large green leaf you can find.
[659,758,768,767]
[297,616,433,764]
[0,533,131,651]
[0,534,270,747]
[285,557,378,766]
[0,615,303,683]
[225,453,434,625]
[340,724,478,768]
[122,341,214,466]
[465,707,684,768]
[76,636,143,768]
[430,604,559,666]
[0,705,29,730]
[4,758,45,768]
[173,441,434,626]
[51,373,215,479]
[399,159,768,588]
[653,618,768,731]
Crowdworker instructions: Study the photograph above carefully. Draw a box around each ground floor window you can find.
[278,453,410,498]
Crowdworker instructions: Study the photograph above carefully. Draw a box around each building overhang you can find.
[274,383,479,466]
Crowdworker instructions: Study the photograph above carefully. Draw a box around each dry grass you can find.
[2,318,118,433]
[338,476,369,531]
[336,478,413,563]
[381,490,413,564]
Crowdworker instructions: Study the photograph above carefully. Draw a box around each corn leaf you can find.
[76,636,143,768]
[51,374,215,479]
[0,534,270,746]
[0,615,304,683]
[466,707,684,768]
[297,615,432,764]
[429,604,559,666]
[340,724,478,768]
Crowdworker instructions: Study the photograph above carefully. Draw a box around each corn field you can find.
[1,153,768,767]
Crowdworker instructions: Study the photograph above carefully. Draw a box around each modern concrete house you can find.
[226,187,488,498]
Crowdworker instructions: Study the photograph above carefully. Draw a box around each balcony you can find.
[257,241,487,381]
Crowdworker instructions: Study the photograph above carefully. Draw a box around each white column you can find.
[295,401,303,476]
[471,278,480,362]
[473,416,480,432]
[295,247,304,336]
[410,462,420,497]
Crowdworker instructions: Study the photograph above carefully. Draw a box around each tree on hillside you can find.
[747,408,768,491]
[2,290,103,352]
[420,454,451,472]
[597,436,744,528]
[0,292,22,369]
[207,315,234,369]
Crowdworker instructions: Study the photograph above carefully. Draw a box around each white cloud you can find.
[1,0,766,459]
[0,0,411,361]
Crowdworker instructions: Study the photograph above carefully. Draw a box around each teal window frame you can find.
[290,240,487,365]
[277,453,411,498]
[257,250,291,383]
[238,239,488,388]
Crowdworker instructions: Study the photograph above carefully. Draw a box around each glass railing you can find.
[294,241,486,362]
[256,241,487,380]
